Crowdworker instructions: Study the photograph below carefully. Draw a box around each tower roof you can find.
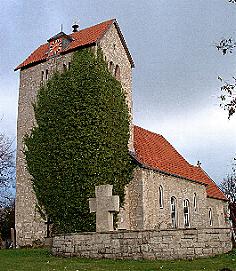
[133,125,227,201]
[15,19,134,71]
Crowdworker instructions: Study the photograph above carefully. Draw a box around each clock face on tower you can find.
[48,38,62,57]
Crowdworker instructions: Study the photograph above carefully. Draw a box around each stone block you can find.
[114,247,122,254]
[159,243,169,249]
[162,236,173,243]
[143,253,156,260]
[65,246,73,253]
[202,248,213,255]
[112,232,124,239]
[141,244,149,253]
[186,248,195,255]
[149,236,163,244]
[51,228,233,260]
[64,252,71,257]
[180,240,194,248]
[152,246,162,254]
[98,247,106,254]
[183,229,197,236]
[161,249,172,257]
[123,232,138,239]
[105,247,113,254]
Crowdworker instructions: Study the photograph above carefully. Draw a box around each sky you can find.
[1,0,236,184]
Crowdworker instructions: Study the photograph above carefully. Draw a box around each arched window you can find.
[68,62,71,70]
[183,199,190,227]
[45,69,49,80]
[115,65,121,80]
[193,193,197,211]
[63,63,67,72]
[209,208,213,226]
[170,196,177,228]
[109,61,114,73]
[41,71,44,81]
[159,185,164,209]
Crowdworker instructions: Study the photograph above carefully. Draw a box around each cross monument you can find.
[89,184,119,232]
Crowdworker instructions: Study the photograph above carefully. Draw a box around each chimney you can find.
[72,21,79,32]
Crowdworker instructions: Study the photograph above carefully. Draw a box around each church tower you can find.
[15,19,134,246]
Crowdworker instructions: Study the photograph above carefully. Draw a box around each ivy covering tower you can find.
[24,48,134,233]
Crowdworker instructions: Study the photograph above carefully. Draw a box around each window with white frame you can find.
[193,193,197,211]
[170,196,177,228]
[159,185,164,208]
[183,199,190,227]
[209,208,213,226]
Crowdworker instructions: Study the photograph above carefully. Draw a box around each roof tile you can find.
[134,125,227,201]
[15,19,115,71]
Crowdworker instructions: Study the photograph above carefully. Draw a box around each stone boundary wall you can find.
[52,228,232,259]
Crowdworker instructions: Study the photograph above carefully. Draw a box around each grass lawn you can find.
[0,248,235,271]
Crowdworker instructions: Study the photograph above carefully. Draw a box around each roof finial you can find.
[72,20,79,32]
[197,161,201,167]
[60,24,63,32]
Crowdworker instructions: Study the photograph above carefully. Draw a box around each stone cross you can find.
[89,184,119,232]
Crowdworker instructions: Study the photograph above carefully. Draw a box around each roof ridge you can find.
[134,125,162,137]
[72,18,115,34]
[15,19,116,71]
[194,166,227,200]
[134,125,228,201]
[134,125,194,167]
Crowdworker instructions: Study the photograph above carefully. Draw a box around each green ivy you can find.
[24,48,135,233]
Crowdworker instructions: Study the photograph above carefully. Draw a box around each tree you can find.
[220,173,236,231]
[217,65,236,119]
[0,133,15,247]
[0,133,15,208]
[24,48,135,233]
[216,1,236,230]
[216,1,236,118]
[0,200,15,245]
[220,173,236,202]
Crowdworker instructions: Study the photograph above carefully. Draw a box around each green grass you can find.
[0,248,235,271]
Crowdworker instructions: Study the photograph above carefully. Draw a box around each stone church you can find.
[15,19,229,247]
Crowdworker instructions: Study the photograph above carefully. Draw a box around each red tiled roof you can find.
[15,19,134,71]
[134,125,227,201]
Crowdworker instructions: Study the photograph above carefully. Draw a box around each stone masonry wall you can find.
[16,23,134,246]
[98,23,134,151]
[207,197,229,228]
[16,53,74,246]
[142,168,209,229]
[52,228,233,259]
[123,168,144,230]
[122,168,229,230]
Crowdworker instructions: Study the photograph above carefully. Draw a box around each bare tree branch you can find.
[216,37,236,55]
[217,76,236,119]
[220,173,236,203]
[0,133,15,208]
